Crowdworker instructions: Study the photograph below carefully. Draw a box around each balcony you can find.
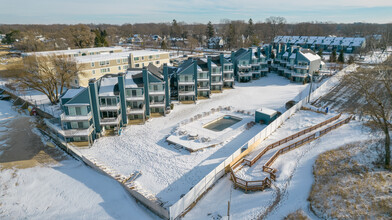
[126,106,144,115]
[62,125,94,137]
[211,81,223,86]
[149,90,165,96]
[178,90,195,96]
[238,64,251,69]
[223,77,234,82]
[126,96,144,101]
[294,65,309,70]
[60,112,92,122]
[149,101,165,108]
[100,102,120,111]
[197,77,209,82]
[45,118,95,138]
[197,86,210,91]
[178,80,195,85]
[260,67,269,72]
[238,72,252,77]
[211,71,221,76]
[100,115,121,126]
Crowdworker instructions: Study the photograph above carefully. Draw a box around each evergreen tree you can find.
[338,49,345,63]
[330,49,337,62]
[206,21,214,39]
[1,30,19,44]
[245,18,254,38]
[93,28,109,47]
[170,19,182,38]
[160,40,168,50]
[317,48,323,57]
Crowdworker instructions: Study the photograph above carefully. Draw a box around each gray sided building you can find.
[47,64,171,145]
[230,47,267,83]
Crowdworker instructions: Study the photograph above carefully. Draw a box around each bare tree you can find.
[265,16,287,42]
[344,58,392,169]
[66,24,95,48]
[7,55,85,104]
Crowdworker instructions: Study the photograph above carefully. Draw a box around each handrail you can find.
[229,115,351,192]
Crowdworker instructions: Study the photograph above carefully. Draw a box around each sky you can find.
[0,0,391,24]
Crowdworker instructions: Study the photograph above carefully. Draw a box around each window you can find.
[134,57,139,61]
[123,58,128,63]
[75,79,78,84]
[107,68,110,72]
[156,61,160,65]
[135,64,140,67]
[118,66,121,71]
[92,70,95,74]
[149,55,153,59]
[132,90,137,96]
[141,56,144,60]
[123,65,128,70]
[156,55,160,59]
[106,60,110,65]
[100,61,106,66]
[117,59,121,64]
[91,62,95,67]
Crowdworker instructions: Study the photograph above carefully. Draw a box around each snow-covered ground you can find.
[0,99,158,219]
[167,109,260,151]
[79,74,309,207]
[0,78,62,117]
[184,111,372,220]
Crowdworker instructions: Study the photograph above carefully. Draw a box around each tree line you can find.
[1,18,391,52]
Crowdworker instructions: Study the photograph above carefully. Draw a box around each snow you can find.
[61,88,85,99]
[0,99,158,220]
[0,100,17,121]
[78,74,309,206]
[256,107,277,116]
[167,110,258,151]
[99,77,118,96]
[184,111,372,220]
[0,78,62,117]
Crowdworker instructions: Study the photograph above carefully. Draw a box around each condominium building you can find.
[45,65,171,145]
[22,46,125,58]
[174,54,234,102]
[273,36,366,53]
[273,44,322,83]
[23,47,170,88]
[230,47,268,83]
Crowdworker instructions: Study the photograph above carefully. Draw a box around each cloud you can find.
[0,0,391,24]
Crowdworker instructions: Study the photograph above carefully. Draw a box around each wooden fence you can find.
[230,115,352,192]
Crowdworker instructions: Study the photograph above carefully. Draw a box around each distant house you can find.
[127,34,144,45]
[151,35,162,42]
[207,37,224,49]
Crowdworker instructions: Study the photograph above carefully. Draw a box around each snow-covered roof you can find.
[75,51,130,63]
[125,70,143,88]
[300,50,321,62]
[256,107,277,116]
[23,46,124,57]
[130,50,169,57]
[61,88,85,99]
[99,76,118,96]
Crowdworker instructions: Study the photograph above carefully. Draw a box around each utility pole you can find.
[307,73,313,103]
